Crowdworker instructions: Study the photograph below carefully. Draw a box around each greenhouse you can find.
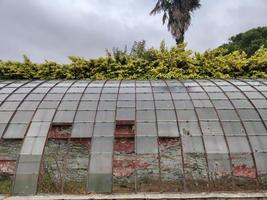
[0,79,267,197]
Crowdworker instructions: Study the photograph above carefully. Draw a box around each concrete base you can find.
[2,192,267,200]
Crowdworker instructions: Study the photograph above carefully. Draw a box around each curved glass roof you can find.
[0,79,267,195]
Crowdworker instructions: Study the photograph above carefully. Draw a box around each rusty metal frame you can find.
[163,79,186,192]
[111,80,122,193]
[231,79,267,133]
[179,79,212,191]
[11,80,63,194]
[0,80,34,139]
[34,80,77,195]
[209,79,260,189]
[193,79,235,190]
[70,80,92,139]
[87,80,108,193]
[0,80,17,107]
[141,80,161,192]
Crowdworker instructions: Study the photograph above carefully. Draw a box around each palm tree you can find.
[151,0,201,44]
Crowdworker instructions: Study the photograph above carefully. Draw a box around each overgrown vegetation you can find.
[0,41,266,80]
[0,176,12,194]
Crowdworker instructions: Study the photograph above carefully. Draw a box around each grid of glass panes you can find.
[88,81,118,193]
[211,79,262,189]
[0,81,46,139]
[183,79,233,191]
[233,79,267,188]
[0,79,267,194]
[12,80,67,195]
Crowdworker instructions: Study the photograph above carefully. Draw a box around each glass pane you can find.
[75,111,95,122]
[179,121,202,136]
[89,153,113,174]
[18,101,40,111]
[226,92,246,99]
[227,136,251,153]
[78,101,98,110]
[58,101,79,110]
[98,101,116,110]
[222,121,246,136]
[63,93,82,101]
[71,123,93,138]
[249,136,267,152]
[232,100,253,109]
[136,122,157,136]
[136,110,156,122]
[176,110,197,121]
[136,101,154,110]
[174,100,194,109]
[189,92,209,99]
[32,109,55,122]
[117,101,135,108]
[171,93,190,100]
[81,93,100,101]
[200,121,223,135]
[212,100,234,109]
[118,93,135,101]
[156,110,176,121]
[204,136,228,153]
[116,108,135,121]
[4,124,29,139]
[183,136,204,153]
[93,123,115,137]
[100,93,117,100]
[85,87,102,93]
[158,122,179,137]
[27,122,51,137]
[251,99,267,109]
[208,92,227,100]
[193,100,213,108]
[44,93,64,101]
[26,93,46,101]
[154,93,171,100]
[236,108,260,121]
[244,121,266,135]
[11,111,34,123]
[136,136,158,154]
[217,110,240,121]
[119,87,135,93]
[136,93,153,101]
[95,111,115,122]
[39,101,60,109]
[20,137,46,155]
[91,137,113,153]
[53,111,76,123]
[0,101,21,111]
[0,123,7,138]
[196,108,218,120]
[155,100,174,109]
[7,93,27,101]
[258,109,267,120]
[0,111,14,123]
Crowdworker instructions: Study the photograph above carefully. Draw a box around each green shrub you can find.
[0,43,266,80]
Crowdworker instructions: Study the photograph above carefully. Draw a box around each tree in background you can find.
[221,27,267,56]
[150,0,201,44]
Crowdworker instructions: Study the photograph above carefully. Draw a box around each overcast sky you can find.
[0,0,267,63]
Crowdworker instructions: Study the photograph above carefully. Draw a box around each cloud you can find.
[0,0,266,63]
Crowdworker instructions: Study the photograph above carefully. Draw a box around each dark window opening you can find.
[113,121,135,192]
[48,124,72,139]
[115,120,135,138]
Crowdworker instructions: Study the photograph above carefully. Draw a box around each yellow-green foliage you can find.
[0,43,266,80]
